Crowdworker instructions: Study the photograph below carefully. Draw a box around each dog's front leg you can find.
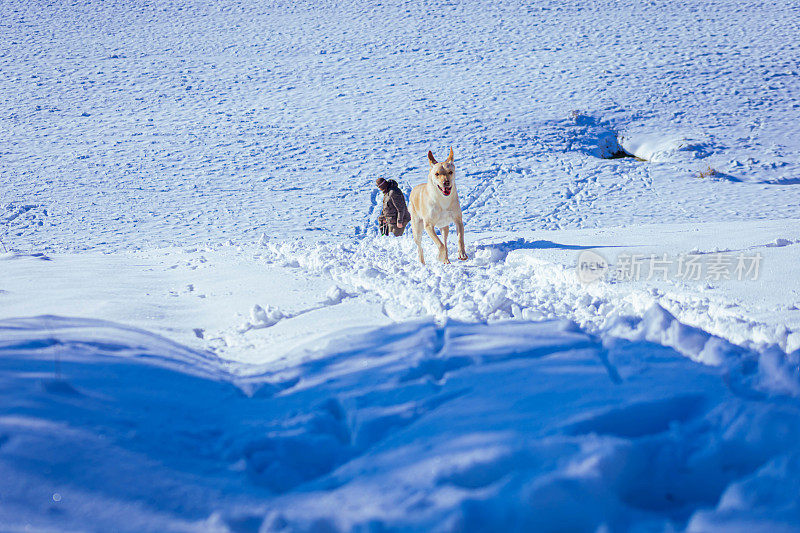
[425,223,449,264]
[411,215,425,264]
[455,219,468,261]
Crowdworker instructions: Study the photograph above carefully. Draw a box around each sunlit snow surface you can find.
[2,0,800,531]
[3,0,800,249]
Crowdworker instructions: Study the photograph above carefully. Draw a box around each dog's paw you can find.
[458,253,468,261]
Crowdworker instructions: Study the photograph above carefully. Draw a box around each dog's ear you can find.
[446,147,454,163]
[427,150,437,167]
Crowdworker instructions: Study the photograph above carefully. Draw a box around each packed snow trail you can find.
[2,315,800,532]
[260,232,800,361]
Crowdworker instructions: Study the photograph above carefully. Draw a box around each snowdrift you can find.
[617,133,713,164]
[3,315,800,532]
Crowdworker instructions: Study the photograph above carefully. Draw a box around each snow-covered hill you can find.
[2,0,800,531]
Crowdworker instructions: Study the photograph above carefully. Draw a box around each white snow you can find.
[2,0,800,530]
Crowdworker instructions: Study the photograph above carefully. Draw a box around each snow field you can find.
[4,0,800,251]
[3,0,800,529]
[2,315,800,532]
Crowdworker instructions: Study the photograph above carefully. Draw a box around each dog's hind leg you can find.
[425,223,449,264]
[441,226,449,252]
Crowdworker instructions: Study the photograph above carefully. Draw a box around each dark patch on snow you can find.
[707,171,741,182]
[41,379,82,396]
[765,177,800,185]
[604,148,639,160]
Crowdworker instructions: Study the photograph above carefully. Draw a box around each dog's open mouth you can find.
[438,184,452,196]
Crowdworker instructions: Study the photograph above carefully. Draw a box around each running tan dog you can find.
[409,148,468,264]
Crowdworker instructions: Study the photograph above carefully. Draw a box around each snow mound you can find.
[619,133,713,163]
[3,315,800,531]
[246,304,285,330]
[0,315,223,377]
